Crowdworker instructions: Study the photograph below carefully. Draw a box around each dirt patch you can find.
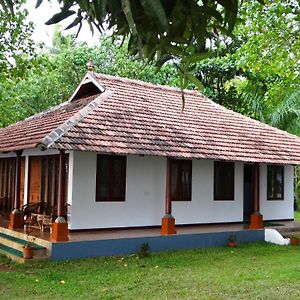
[0,263,12,272]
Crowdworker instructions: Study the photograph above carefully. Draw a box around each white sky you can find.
[25,1,100,47]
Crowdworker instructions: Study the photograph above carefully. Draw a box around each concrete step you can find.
[0,242,25,263]
[0,232,46,257]
[278,227,300,234]
[0,226,51,248]
[0,243,49,263]
[281,231,300,238]
[0,227,51,262]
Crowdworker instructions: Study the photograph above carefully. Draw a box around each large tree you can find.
[0,0,34,77]
[193,0,299,135]
[1,0,264,90]
[234,0,299,106]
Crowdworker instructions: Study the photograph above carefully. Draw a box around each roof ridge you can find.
[39,91,113,148]
[94,72,199,96]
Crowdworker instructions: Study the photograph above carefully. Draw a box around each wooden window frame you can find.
[170,159,192,202]
[267,165,284,201]
[96,155,127,202]
[214,161,235,201]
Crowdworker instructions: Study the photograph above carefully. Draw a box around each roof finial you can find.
[86,59,94,72]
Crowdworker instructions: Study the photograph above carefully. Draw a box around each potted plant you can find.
[228,234,237,247]
[290,236,299,246]
[23,235,35,259]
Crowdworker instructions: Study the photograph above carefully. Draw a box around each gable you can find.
[69,73,105,102]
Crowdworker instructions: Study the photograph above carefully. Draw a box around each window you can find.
[170,159,192,201]
[96,155,126,202]
[214,161,234,200]
[267,165,284,200]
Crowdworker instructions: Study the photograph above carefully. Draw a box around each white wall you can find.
[69,152,245,229]
[1,148,295,227]
[68,152,166,229]
[173,160,244,224]
[260,164,294,220]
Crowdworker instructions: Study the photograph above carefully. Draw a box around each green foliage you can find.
[0,0,34,77]
[0,35,178,127]
[195,56,246,111]
[234,0,299,108]
[271,90,300,134]
[1,0,265,91]
[228,234,237,243]
[137,242,150,258]
[193,0,299,137]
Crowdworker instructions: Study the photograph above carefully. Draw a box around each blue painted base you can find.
[51,229,265,260]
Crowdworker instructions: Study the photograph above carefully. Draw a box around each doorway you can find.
[243,164,255,222]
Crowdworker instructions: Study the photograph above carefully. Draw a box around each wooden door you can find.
[28,157,42,204]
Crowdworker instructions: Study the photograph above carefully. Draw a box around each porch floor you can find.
[1,217,299,243]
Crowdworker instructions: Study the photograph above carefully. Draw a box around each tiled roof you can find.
[1,72,300,164]
[0,93,102,153]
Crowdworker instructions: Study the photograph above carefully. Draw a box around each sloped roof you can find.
[0,93,103,153]
[1,72,300,164]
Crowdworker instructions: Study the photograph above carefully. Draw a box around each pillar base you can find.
[8,211,24,230]
[161,215,176,235]
[51,222,69,242]
[249,212,264,229]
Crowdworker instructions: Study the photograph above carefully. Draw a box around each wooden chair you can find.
[41,215,52,232]
[27,213,40,230]
[22,202,42,223]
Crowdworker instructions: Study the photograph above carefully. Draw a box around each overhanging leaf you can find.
[198,5,222,21]
[121,0,143,57]
[65,16,82,30]
[216,0,238,13]
[186,74,205,92]
[141,0,168,30]
[183,52,212,64]
[45,10,76,25]
[35,0,43,9]
[155,54,173,71]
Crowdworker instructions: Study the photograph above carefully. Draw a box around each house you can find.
[0,71,300,243]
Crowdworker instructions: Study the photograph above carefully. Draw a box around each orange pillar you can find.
[249,164,264,229]
[9,151,24,230]
[161,158,176,235]
[51,149,69,242]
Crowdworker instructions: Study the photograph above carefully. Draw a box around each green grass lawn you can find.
[295,210,300,221]
[1,242,300,299]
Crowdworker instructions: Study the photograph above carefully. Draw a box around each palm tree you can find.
[271,90,300,135]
